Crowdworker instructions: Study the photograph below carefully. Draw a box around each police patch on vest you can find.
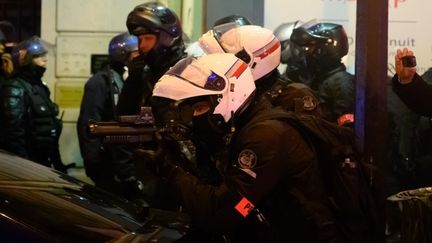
[302,95,317,111]
[238,149,257,169]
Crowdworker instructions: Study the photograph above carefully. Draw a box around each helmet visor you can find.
[166,56,226,91]
[152,96,213,141]
[212,22,243,54]
[291,19,329,46]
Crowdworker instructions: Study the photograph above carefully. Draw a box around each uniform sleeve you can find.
[169,120,316,235]
[76,75,106,175]
[321,73,355,122]
[117,70,151,116]
[0,85,28,157]
[392,73,432,116]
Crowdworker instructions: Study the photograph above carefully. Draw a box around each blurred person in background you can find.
[0,36,66,172]
[289,21,354,125]
[0,21,15,83]
[77,32,138,194]
[273,20,304,82]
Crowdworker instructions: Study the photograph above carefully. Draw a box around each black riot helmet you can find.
[289,21,348,74]
[126,2,183,59]
[212,15,252,28]
[11,36,48,69]
[108,32,138,65]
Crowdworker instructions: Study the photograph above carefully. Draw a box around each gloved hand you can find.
[115,175,146,200]
[134,141,179,179]
[127,53,147,76]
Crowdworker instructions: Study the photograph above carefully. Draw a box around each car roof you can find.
[0,151,187,242]
[0,150,76,183]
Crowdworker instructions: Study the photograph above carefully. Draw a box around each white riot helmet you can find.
[152,53,255,140]
[198,24,281,81]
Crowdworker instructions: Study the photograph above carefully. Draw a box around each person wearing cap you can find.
[0,36,63,170]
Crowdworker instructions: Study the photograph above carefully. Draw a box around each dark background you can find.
[0,0,41,43]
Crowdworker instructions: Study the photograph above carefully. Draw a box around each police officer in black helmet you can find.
[111,2,189,206]
[117,1,186,115]
[289,21,355,125]
[0,36,66,172]
[77,32,138,195]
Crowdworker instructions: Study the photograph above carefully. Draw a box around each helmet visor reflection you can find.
[166,56,226,91]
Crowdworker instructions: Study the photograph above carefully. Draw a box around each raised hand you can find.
[395,48,417,84]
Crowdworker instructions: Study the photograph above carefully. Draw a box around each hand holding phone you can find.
[401,55,416,68]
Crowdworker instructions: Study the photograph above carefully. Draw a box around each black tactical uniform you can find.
[149,53,349,242]
[0,67,62,168]
[111,2,188,205]
[163,99,339,243]
[261,69,322,117]
[194,24,323,188]
[289,22,355,124]
[306,64,354,122]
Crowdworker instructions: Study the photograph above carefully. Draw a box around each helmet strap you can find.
[224,110,236,146]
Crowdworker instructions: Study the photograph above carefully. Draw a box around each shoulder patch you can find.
[238,149,257,169]
[302,95,317,111]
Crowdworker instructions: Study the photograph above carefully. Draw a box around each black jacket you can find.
[261,70,322,117]
[390,70,432,187]
[168,99,338,243]
[77,67,122,181]
[307,64,355,123]
[392,73,432,116]
[0,69,61,167]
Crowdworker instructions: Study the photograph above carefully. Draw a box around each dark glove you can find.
[127,54,147,76]
[134,144,179,179]
[115,175,146,201]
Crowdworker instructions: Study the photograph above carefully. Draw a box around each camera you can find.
[401,55,416,68]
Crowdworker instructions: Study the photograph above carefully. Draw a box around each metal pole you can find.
[355,0,388,240]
